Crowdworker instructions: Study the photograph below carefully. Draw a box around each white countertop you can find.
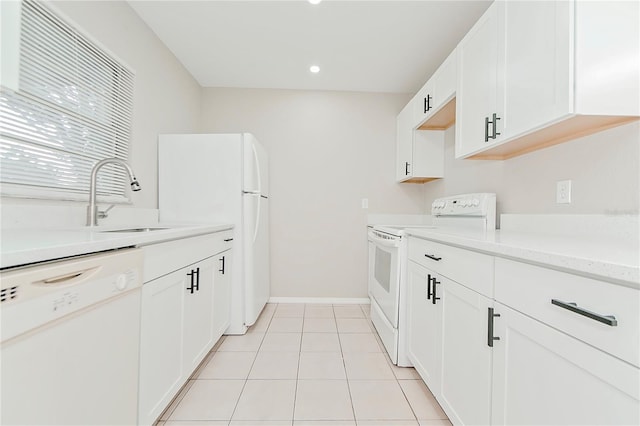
[405,226,639,288]
[0,223,233,269]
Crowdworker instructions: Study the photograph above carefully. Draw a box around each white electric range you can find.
[367,193,496,366]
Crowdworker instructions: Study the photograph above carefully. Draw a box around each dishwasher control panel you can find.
[0,249,143,343]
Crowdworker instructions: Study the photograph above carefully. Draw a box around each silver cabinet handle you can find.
[551,299,618,327]
[484,116,490,142]
[487,307,500,347]
[431,277,440,305]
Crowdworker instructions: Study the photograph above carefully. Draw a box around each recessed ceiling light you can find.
[308,0,322,4]
[309,65,320,73]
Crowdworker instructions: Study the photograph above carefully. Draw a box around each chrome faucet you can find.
[87,158,141,226]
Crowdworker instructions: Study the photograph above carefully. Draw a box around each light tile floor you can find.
[155,303,451,426]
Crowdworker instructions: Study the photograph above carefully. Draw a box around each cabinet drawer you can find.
[408,237,493,297]
[142,230,233,282]
[495,257,640,367]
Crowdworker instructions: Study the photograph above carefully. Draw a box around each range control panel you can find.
[431,193,496,218]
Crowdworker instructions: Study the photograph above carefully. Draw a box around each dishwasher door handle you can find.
[35,266,100,287]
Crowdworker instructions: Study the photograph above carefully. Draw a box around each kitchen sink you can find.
[100,227,169,233]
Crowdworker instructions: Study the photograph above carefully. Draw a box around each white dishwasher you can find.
[1,248,144,425]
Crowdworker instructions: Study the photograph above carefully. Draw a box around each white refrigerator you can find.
[158,133,270,335]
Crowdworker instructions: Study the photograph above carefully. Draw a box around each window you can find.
[0,0,134,202]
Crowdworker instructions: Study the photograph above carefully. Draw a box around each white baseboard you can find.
[268,297,370,305]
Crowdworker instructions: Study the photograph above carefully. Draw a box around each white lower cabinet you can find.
[212,249,232,342]
[439,278,493,426]
[182,257,216,374]
[138,231,234,426]
[407,259,493,426]
[407,261,442,391]
[138,269,185,426]
[406,236,640,426]
[491,302,640,426]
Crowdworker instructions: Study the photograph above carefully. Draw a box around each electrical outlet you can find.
[556,180,572,204]
[361,198,369,209]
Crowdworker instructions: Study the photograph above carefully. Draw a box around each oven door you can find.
[368,229,400,328]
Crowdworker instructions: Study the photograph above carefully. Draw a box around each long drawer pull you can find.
[551,299,618,327]
[424,254,442,261]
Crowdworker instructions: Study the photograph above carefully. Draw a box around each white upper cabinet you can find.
[396,103,414,182]
[396,102,445,183]
[455,3,503,159]
[395,46,456,183]
[501,1,572,143]
[415,48,458,131]
[456,0,639,160]
[413,79,436,127]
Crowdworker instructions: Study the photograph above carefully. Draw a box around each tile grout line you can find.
[160,328,230,423]
[334,303,359,424]
[161,330,229,422]
[284,304,306,426]
[227,303,275,425]
[397,377,423,425]
[290,303,306,425]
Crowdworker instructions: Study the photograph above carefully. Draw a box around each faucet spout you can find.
[87,158,141,226]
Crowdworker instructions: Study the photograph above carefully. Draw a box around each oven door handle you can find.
[367,230,401,248]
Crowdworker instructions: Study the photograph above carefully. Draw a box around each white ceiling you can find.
[129,0,492,94]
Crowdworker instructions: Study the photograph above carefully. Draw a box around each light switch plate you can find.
[557,180,572,204]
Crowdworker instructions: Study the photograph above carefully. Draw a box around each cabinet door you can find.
[138,271,185,426]
[396,102,413,181]
[492,303,640,426]
[411,130,445,181]
[439,278,493,426]
[182,257,216,374]
[502,0,572,140]
[407,261,442,391]
[414,80,435,126]
[432,49,457,112]
[456,2,503,158]
[213,249,233,342]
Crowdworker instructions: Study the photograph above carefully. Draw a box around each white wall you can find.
[7,1,637,299]
[4,1,202,212]
[200,88,424,298]
[423,121,640,220]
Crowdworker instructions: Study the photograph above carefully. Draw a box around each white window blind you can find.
[0,0,134,201]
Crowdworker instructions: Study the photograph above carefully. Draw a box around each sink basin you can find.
[100,227,169,233]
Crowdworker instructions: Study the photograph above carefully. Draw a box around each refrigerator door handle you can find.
[253,195,261,244]
[252,142,262,195]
